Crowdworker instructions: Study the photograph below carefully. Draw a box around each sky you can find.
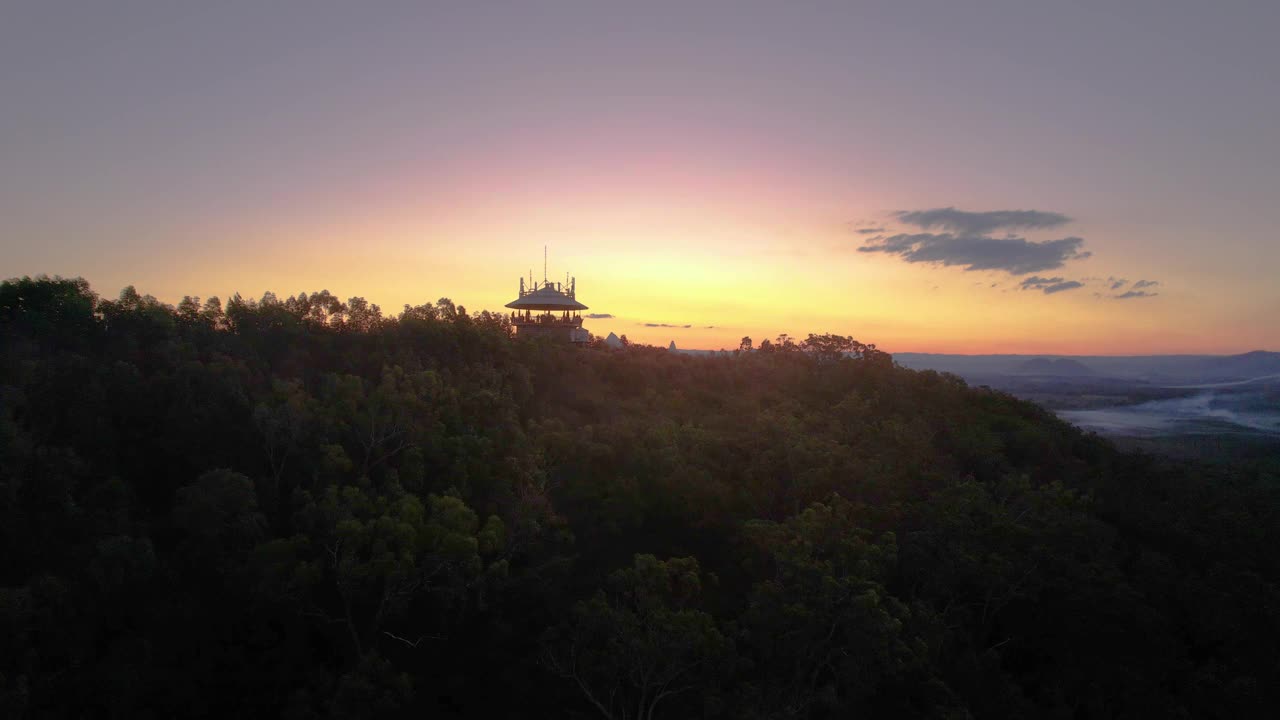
[2,0,1278,354]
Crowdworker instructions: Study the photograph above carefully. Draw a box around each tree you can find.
[345,296,383,333]
[800,333,856,362]
[174,469,266,557]
[545,554,731,720]
[737,497,941,717]
[200,296,224,327]
[253,379,313,506]
[259,486,505,661]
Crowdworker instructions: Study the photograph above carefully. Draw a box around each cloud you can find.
[1019,275,1065,289]
[584,313,614,319]
[1109,280,1160,298]
[1043,281,1084,294]
[642,322,692,328]
[895,207,1071,235]
[858,207,1150,296]
[1020,276,1084,295]
[859,233,1090,274]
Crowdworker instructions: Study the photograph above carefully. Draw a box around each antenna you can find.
[543,245,547,283]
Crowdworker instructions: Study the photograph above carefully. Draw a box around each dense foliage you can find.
[2,276,1278,718]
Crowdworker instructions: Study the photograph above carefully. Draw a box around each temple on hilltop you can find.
[505,271,589,344]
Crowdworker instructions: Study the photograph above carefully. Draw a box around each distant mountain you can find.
[896,351,1279,384]
[1194,350,1280,380]
[1014,357,1095,376]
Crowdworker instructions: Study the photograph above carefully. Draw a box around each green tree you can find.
[261,486,505,660]
[546,554,731,720]
[737,497,945,717]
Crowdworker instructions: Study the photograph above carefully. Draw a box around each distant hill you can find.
[1014,357,1095,376]
[896,350,1280,383]
[1194,350,1280,380]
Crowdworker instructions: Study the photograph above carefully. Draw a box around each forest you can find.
[2,275,1278,719]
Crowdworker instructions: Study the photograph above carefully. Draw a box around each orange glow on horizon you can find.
[65,194,1268,357]
[13,123,1273,358]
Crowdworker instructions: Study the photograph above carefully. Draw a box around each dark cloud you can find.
[1109,278,1128,290]
[584,313,614,319]
[1019,276,1065,289]
[642,322,692,328]
[1020,276,1084,295]
[855,227,885,235]
[859,233,1090,274]
[895,207,1071,235]
[1043,281,1084,294]
[1109,280,1161,298]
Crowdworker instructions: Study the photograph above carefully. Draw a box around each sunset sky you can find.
[3,1,1277,353]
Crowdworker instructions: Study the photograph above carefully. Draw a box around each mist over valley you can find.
[896,351,1280,450]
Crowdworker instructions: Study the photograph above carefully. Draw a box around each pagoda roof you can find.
[505,283,588,311]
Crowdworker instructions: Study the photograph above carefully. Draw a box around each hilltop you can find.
[2,276,1278,718]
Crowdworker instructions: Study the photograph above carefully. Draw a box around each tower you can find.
[504,265,589,343]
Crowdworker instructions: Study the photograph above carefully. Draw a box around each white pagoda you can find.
[505,272,589,344]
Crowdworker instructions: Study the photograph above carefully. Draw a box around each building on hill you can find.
[505,273,589,344]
